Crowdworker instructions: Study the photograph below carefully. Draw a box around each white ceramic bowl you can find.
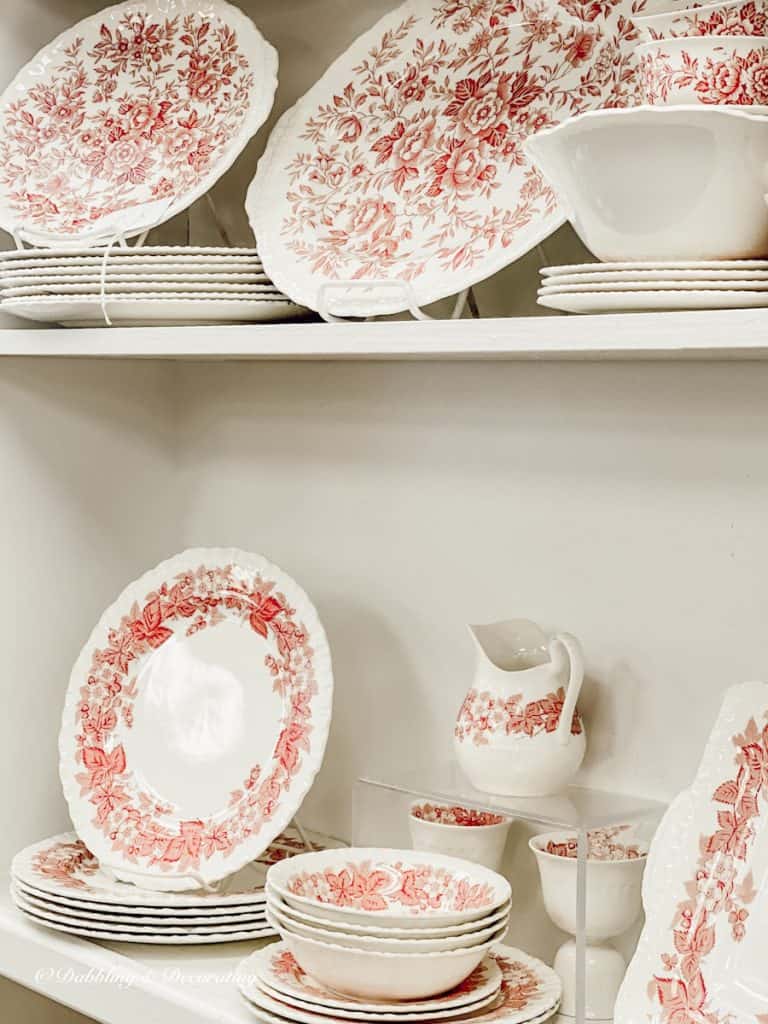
[529,829,647,942]
[281,929,502,1000]
[265,886,512,937]
[408,802,512,872]
[634,0,768,41]
[266,899,509,952]
[267,847,511,929]
[638,36,768,109]
[525,105,768,261]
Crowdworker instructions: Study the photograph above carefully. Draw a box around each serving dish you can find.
[267,848,511,928]
[58,549,333,890]
[634,0,768,40]
[525,106,768,262]
[637,37,768,109]
[0,0,277,245]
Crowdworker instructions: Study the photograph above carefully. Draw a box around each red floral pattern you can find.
[67,561,320,873]
[286,859,496,913]
[455,686,582,746]
[0,4,256,237]
[276,0,643,287]
[490,954,542,1014]
[640,44,768,106]
[651,717,766,1024]
[644,1,768,40]
[411,803,506,827]
[544,824,646,861]
[30,839,99,890]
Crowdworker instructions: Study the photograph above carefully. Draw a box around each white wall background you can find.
[1,0,767,1020]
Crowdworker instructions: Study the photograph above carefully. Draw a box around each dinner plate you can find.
[251,943,502,1014]
[0,1,277,245]
[539,280,768,294]
[238,995,561,1024]
[543,270,768,287]
[3,280,284,297]
[537,291,768,313]
[2,295,310,325]
[248,0,644,317]
[541,260,768,276]
[2,266,269,281]
[58,549,333,890]
[0,246,263,261]
[615,681,768,1024]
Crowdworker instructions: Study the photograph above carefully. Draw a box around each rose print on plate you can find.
[248,0,645,316]
[0,0,277,244]
[638,38,768,109]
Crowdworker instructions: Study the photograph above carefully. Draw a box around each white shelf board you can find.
[2,309,768,359]
[0,894,271,1024]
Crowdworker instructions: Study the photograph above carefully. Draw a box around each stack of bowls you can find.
[264,847,512,1001]
[633,0,768,110]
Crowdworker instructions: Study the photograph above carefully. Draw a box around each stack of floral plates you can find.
[538,261,768,313]
[11,828,343,945]
[237,944,562,1024]
[0,247,310,326]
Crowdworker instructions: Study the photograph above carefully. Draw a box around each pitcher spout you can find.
[468,619,548,672]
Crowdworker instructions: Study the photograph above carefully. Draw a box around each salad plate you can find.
[2,294,310,325]
[58,549,333,890]
[248,0,643,317]
[0,1,277,245]
[541,261,768,276]
[615,681,768,1024]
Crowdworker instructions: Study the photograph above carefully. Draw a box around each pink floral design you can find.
[286,859,496,914]
[640,45,768,106]
[30,839,99,890]
[651,717,767,1024]
[645,2,768,40]
[544,824,646,861]
[491,954,542,1013]
[0,6,256,237]
[455,687,582,746]
[68,561,320,873]
[278,0,643,284]
[411,803,506,827]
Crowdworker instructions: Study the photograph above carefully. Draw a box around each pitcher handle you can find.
[549,632,584,746]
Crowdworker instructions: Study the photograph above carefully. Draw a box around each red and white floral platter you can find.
[238,945,562,1024]
[57,548,333,890]
[248,0,645,317]
[268,847,511,927]
[0,1,277,245]
[615,681,768,1024]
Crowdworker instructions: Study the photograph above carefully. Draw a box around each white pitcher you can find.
[454,619,586,797]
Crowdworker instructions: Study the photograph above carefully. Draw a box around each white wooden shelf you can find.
[2,309,768,359]
[0,894,271,1024]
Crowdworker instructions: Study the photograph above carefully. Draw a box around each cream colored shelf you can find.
[2,309,768,359]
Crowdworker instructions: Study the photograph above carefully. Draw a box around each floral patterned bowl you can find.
[266,847,511,929]
[634,0,768,41]
[637,36,768,110]
[409,803,512,872]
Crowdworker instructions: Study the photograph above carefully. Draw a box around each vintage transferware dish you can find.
[266,889,512,939]
[455,620,584,797]
[2,280,283,297]
[539,279,768,293]
[236,995,563,1024]
[637,37,768,109]
[526,107,768,262]
[541,260,768,276]
[2,294,310,325]
[541,268,768,286]
[267,848,511,929]
[531,827,647,1019]
[0,1,277,245]
[267,900,509,953]
[409,803,512,872]
[634,0,768,40]
[248,0,645,318]
[239,944,562,1024]
[58,548,333,890]
[280,930,504,1000]
[0,245,263,265]
[537,289,768,312]
[615,681,768,1024]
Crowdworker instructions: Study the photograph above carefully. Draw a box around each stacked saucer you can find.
[0,247,310,326]
[11,828,342,945]
[237,943,562,1024]
[538,261,768,313]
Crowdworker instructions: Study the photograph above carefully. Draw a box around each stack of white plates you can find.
[0,247,310,325]
[237,942,561,1024]
[11,828,343,944]
[538,261,768,313]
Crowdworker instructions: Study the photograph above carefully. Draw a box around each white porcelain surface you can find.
[538,289,768,313]
[539,279,768,293]
[541,260,768,275]
[408,803,512,872]
[637,37,768,108]
[455,620,585,797]
[3,295,309,325]
[553,941,626,1020]
[267,900,508,952]
[268,848,511,928]
[634,0,768,41]
[542,269,768,286]
[525,106,768,262]
[266,888,512,938]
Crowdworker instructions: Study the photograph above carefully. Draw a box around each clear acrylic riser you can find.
[352,766,666,1024]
